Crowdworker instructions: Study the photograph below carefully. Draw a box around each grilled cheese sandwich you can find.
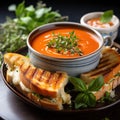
[81,47,120,84]
[80,46,120,100]
[4,53,71,110]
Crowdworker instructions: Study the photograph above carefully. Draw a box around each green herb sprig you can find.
[69,76,104,109]
[47,31,83,56]
[98,91,116,104]
[14,1,68,32]
[100,10,113,23]
[0,1,68,67]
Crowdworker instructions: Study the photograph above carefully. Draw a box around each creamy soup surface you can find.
[31,28,99,58]
[87,18,114,28]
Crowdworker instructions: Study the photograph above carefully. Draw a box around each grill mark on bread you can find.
[44,72,53,85]
[16,57,25,66]
[20,62,30,73]
[25,66,37,80]
[39,71,50,83]
[10,55,20,64]
[53,73,61,89]
[47,73,53,86]
[55,73,64,89]
[48,73,59,87]
[33,68,44,81]
[98,56,116,67]
[87,64,119,77]
[31,68,38,79]
[37,70,45,82]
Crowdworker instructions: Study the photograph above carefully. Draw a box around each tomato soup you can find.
[87,18,114,28]
[31,28,99,58]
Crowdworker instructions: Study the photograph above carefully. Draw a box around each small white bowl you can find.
[27,22,105,76]
[80,12,120,42]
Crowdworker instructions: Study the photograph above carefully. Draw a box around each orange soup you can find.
[31,28,99,58]
[87,17,114,28]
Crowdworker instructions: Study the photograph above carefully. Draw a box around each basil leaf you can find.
[88,76,104,91]
[25,5,35,17]
[15,1,25,18]
[25,5,35,12]
[20,17,32,25]
[69,77,87,92]
[75,102,87,109]
[75,92,96,109]
[100,10,113,23]
[87,93,96,107]
[75,93,87,109]
[83,93,96,107]
[35,8,51,19]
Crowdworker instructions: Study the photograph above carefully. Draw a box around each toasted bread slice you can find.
[4,53,71,110]
[104,64,120,87]
[80,47,120,84]
[80,46,120,100]
[94,64,120,100]
[20,63,68,98]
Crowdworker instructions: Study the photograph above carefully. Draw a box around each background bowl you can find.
[80,12,120,42]
[27,22,104,76]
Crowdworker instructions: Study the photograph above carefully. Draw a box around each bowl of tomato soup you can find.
[80,12,120,42]
[27,22,104,76]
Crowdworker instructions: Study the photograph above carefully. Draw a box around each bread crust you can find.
[10,81,63,110]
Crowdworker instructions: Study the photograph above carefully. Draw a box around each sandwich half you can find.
[80,47,120,100]
[4,53,71,110]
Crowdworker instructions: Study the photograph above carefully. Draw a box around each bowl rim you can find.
[27,21,104,61]
[80,12,120,31]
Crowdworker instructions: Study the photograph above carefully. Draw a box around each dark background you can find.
[0,0,120,120]
[1,0,120,22]
[0,0,120,42]
[0,0,120,22]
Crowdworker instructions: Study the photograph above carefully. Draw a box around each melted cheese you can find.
[60,88,71,104]
[7,68,20,85]
[19,81,31,92]
[7,67,31,92]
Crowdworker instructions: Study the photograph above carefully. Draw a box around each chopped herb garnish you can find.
[47,31,83,56]
[100,10,113,23]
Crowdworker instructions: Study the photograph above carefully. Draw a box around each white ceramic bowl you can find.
[27,22,105,76]
[80,12,120,42]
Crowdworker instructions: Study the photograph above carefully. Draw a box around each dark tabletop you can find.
[0,0,120,120]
